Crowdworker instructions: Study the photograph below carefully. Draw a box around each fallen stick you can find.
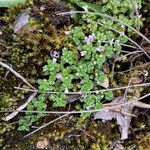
[4,91,38,121]
[1,93,150,115]
[0,61,37,90]
[23,113,70,138]
[14,82,150,95]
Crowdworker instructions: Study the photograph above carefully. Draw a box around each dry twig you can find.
[4,91,38,121]
[23,113,70,138]
[0,61,37,90]
[0,61,38,121]
[14,82,150,95]
[0,93,150,115]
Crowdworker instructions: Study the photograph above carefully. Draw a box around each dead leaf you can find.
[94,96,134,140]
[94,110,116,121]
[14,10,30,34]
[68,95,79,103]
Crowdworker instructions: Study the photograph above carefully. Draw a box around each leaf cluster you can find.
[18,0,143,131]
[18,95,47,131]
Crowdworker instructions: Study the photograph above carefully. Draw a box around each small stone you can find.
[36,138,49,149]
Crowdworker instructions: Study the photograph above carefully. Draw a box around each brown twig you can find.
[23,113,70,138]
[123,77,133,100]
[0,61,37,90]
[58,11,150,43]
[0,93,150,115]
[132,101,150,109]
[4,91,38,121]
[14,82,150,95]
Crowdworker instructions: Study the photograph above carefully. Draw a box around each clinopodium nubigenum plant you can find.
[18,0,143,131]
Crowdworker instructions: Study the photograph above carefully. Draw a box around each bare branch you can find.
[4,92,38,121]
[14,82,150,95]
[0,93,150,115]
[23,113,70,138]
[0,61,37,90]
[58,11,150,44]
[132,101,150,109]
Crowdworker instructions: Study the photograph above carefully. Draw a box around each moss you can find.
[0,0,149,149]
[0,0,71,81]
[0,0,72,148]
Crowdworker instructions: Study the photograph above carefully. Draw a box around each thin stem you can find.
[0,61,37,90]
[58,11,150,43]
[111,50,142,80]
[1,93,150,115]
[14,82,150,95]
[23,113,70,138]
[102,41,138,49]
[98,23,150,59]
[116,62,150,74]
[4,92,38,121]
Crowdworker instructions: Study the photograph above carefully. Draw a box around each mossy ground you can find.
[0,0,150,149]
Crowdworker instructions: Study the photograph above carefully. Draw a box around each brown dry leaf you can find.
[68,95,79,103]
[14,10,39,35]
[36,137,49,149]
[14,10,30,34]
[94,96,134,140]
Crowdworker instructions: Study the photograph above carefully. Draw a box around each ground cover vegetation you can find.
[0,0,150,149]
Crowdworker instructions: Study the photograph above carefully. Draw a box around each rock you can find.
[36,137,49,149]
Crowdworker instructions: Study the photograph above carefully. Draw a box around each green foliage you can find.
[104,91,114,101]
[49,93,67,107]
[18,0,142,131]
[0,0,26,7]
[18,95,47,131]
[72,0,143,30]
